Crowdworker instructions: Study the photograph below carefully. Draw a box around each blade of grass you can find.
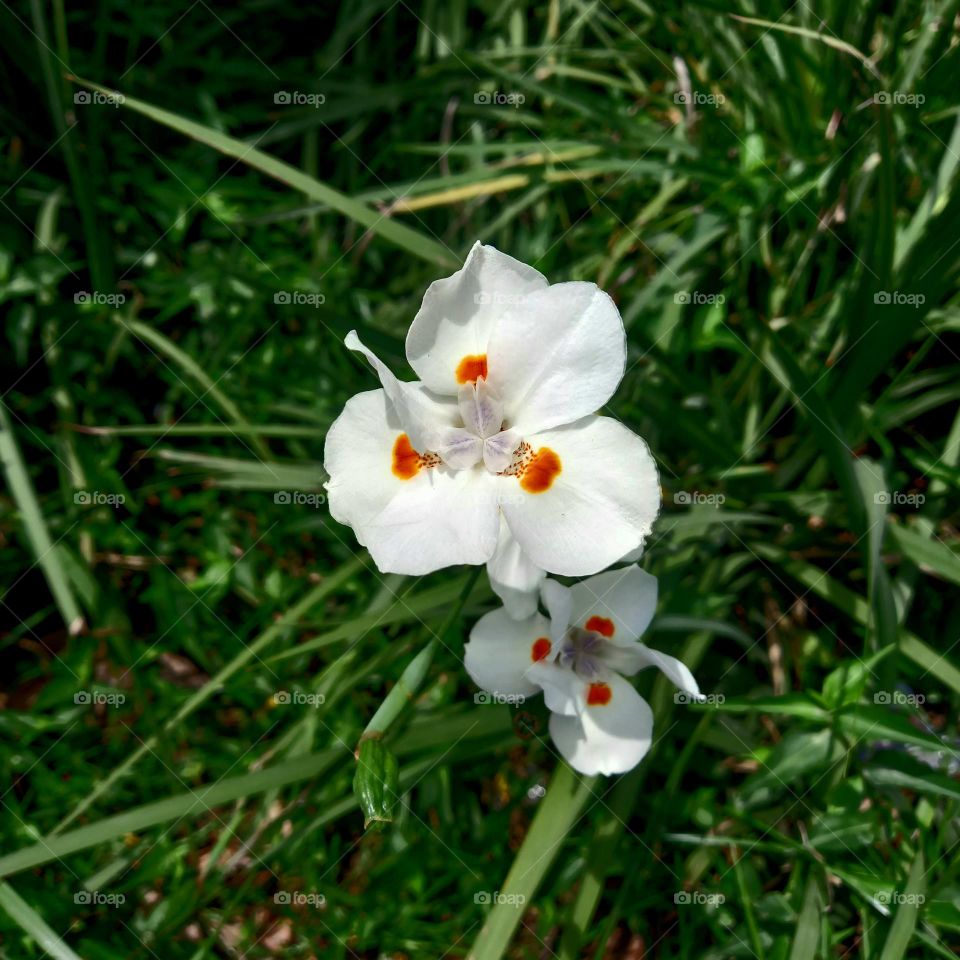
[0,881,82,960]
[788,873,823,960]
[468,762,596,960]
[0,400,84,635]
[0,706,511,879]
[116,316,271,460]
[68,77,457,269]
[878,851,925,960]
[52,555,364,832]
[729,14,880,77]
[751,543,960,694]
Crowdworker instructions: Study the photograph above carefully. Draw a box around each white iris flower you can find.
[464,566,700,776]
[324,243,660,616]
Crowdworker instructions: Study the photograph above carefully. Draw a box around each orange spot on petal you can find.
[585,616,615,637]
[587,682,612,706]
[531,637,551,662]
[455,354,488,384]
[519,447,562,493]
[391,433,421,480]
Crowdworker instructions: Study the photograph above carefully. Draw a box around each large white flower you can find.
[464,566,700,776]
[324,243,660,593]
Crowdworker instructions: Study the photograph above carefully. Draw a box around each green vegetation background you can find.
[1,0,959,957]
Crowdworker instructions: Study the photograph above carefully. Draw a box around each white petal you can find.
[457,379,503,439]
[464,607,549,699]
[483,429,522,473]
[345,330,451,452]
[567,565,658,643]
[621,643,701,697]
[526,661,580,716]
[323,388,499,574]
[549,674,654,775]
[406,243,548,395]
[501,416,660,576]
[435,428,483,470]
[486,282,626,434]
[486,521,546,619]
[540,579,572,643]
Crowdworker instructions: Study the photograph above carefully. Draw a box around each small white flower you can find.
[324,243,660,596]
[463,566,700,776]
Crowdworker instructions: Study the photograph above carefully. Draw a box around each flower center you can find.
[558,626,608,680]
[433,377,522,474]
[387,373,561,488]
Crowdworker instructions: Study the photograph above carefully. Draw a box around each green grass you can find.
[1,0,959,957]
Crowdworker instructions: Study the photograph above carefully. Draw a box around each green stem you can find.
[360,566,482,743]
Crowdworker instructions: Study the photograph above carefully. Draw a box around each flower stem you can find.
[358,566,483,747]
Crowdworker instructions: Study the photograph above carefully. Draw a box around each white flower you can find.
[463,566,700,776]
[324,243,660,591]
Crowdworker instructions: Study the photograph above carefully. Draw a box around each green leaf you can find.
[865,754,960,803]
[822,649,893,709]
[835,705,958,757]
[887,522,960,587]
[0,400,84,635]
[878,851,925,960]
[469,763,595,960]
[740,729,844,809]
[0,882,82,960]
[706,693,828,721]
